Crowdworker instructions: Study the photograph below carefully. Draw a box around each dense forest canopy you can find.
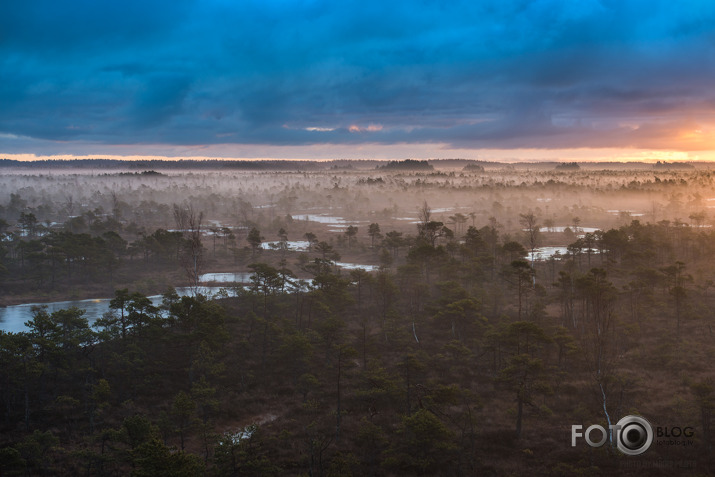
[0,164,713,475]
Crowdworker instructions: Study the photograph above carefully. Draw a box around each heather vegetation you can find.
[0,161,714,475]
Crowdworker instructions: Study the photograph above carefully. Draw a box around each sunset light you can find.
[3,1,715,162]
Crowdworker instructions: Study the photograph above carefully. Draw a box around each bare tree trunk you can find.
[174,204,204,293]
[600,382,613,445]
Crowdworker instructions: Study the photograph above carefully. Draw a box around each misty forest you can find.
[0,159,714,476]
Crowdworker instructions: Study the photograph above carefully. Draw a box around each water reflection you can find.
[0,286,239,334]
[334,262,379,271]
[199,272,253,283]
[1,262,377,332]
[260,240,311,251]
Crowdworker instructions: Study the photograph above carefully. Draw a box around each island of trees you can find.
[377,159,434,171]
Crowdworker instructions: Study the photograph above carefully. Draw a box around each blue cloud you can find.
[2,0,715,153]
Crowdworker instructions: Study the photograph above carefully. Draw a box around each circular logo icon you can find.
[616,415,653,456]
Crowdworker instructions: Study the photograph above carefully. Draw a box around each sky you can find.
[2,0,715,162]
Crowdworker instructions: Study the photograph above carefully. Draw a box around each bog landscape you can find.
[0,158,713,475]
[3,1,715,475]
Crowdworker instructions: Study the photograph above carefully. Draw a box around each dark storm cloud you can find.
[2,0,715,153]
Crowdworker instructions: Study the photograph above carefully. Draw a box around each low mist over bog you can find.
[0,159,713,474]
[3,0,715,474]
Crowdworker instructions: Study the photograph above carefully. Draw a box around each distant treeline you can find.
[0,158,323,171]
[653,160,695,170]
[0,158,709,171]
[111,170,165,177]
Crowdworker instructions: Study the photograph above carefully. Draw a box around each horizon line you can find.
[0,155,708,165]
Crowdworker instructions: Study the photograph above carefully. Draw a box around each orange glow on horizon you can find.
[2,145,715,163]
